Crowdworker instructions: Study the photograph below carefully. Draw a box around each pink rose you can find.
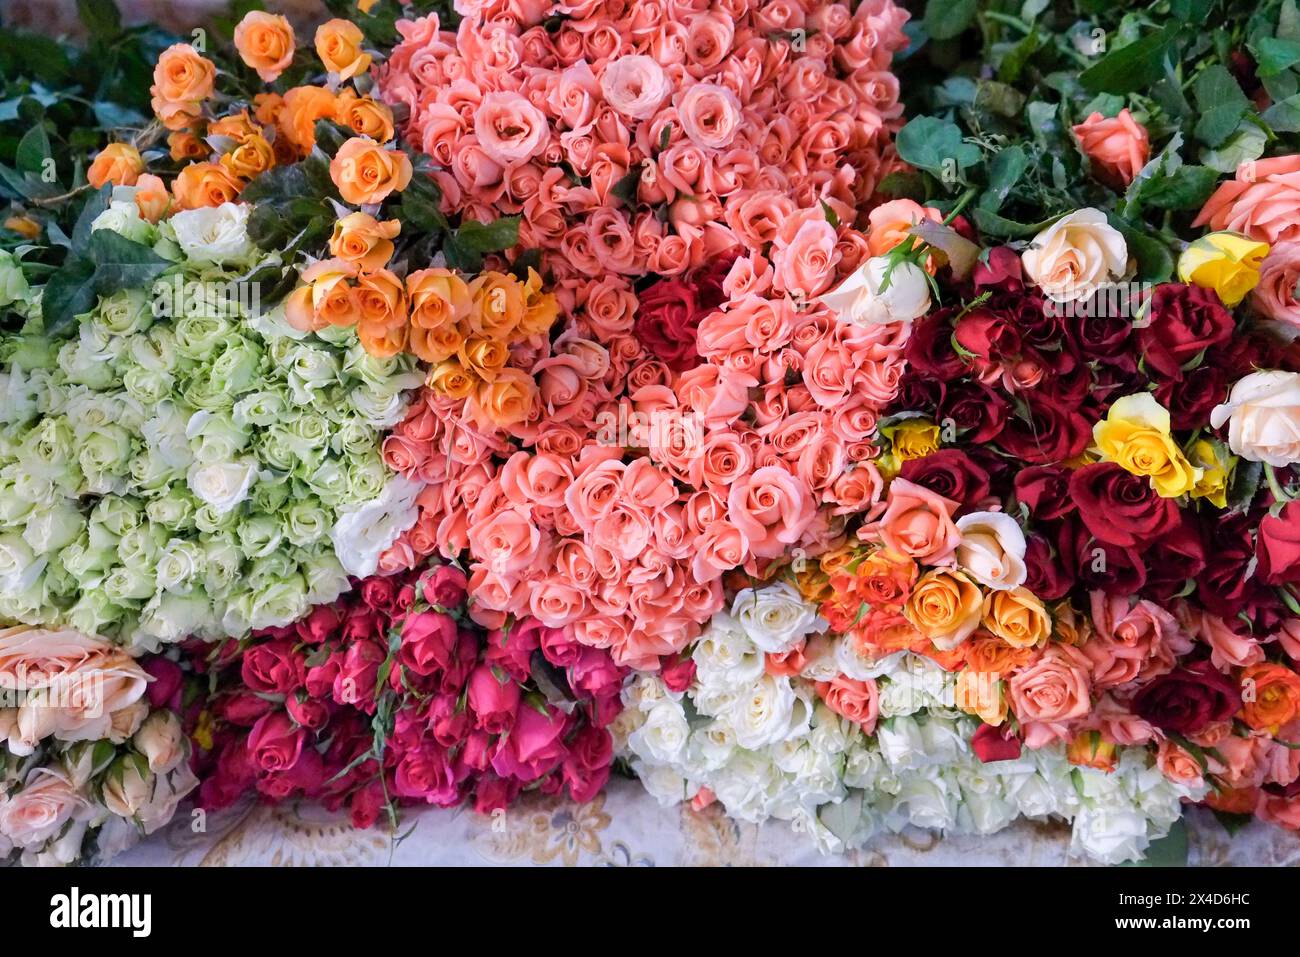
[600,55,672,120]
[490,703,569,782]
[872,477,962,565]
[247,712,306,774]
[466,663,522,734]
[727,465,816,558]
[1008,644,1093,725]
[1071,109,1150,188]
[422,564,468,608]
[474,91,549,166]
[676,82,743,149]
[1252,241,1300,327]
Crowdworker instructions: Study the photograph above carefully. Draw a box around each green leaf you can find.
[1251,36,1300,77]
[1109,215,1174,282]
[71,184,112,255]
[970,207,1058,239]
[76,0,122,41]
[1263,93,1300,132]
[1192,65,1250,147]
[1079,25,1178,94]
[454,216,520,254]
[1123,819,1188,867]
[40,256,96,337]
[876,170,928,201]
[1199,124,1267,173]
[1138,165,1220,210]
[922,0,976,40]
[979,144,1027,213]
[14,123,51,175]
[895,116,981,182]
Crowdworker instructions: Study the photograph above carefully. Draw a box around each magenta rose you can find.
[241,639,305,694]
[247,712,306,774]
[295,602,344,644]
[562,724,614,802]
[490,703,569,783]
[422,565,468,608]
[484,618,542,682]
[466,663,522,734]
[394,743,462,805]
[143,656,183,710]
[397,611,459,676]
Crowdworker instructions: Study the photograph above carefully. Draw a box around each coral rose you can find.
[150,44,215,130]
[1071,108,1150,188]
[1194,154,1300,244]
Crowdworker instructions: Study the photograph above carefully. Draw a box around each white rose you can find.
[877,716,927,770]
[730,583,821,654]
[842,741,885,789]
[692,613,765,689]
[187,459,258,514]
[957,774,1018,834]
[169,202,254,264]
[133,710,186,773]
[1210,369,1300,466]
[834,636,902,682]
[892,772,957,831]
[955,511,1027,591]
[726,673,803,750]
[91,200,154,244]
[687,722,737,773]
[819,256,931,325]
[1022,208,1128,302]
[628,699,690,765]
[1069,804,1150,864]
[632,760,689,806]
[329,474,425,577]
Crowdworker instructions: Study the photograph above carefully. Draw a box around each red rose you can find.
[972,246,1025,292]
[1014,465,1075,521]
[562,724,614,803]
[905,309,969,379]
[1058,517,1147,595]
[634,279,703,371]
[349,780,387,829]
[472,774,521,815]
[466,663,522,734]
[1198,512,1285,627]
[998,400,1091,464]
[898,449,991,510]
[397,610,459,676]
[285,693,330,731]
[659,654,696,693]
[954,310,1022,361]
[1140,518,1207,603]
[241,638,305,694]
[937,381,1009,443]
[1023,532,1073,601]
[1070,462,1181,547]
[489,703,569,783]
[247,712,306,774]
[1154,364,1228,430]
[143,656,183,710]
[971,723,1022,762]
[1257,500,1300,585]
[1138,283,1235,380]
[1132,660,1241,734]
[216,690,276,727]
[295,602,344,644]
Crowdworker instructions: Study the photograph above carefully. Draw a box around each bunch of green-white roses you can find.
[0,199,424,651]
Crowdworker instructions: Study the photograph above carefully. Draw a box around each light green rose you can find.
[172,314,235,361]
[302,551,349,605]
[285,345,340,405]
[186,410,249,464]
[284,498,329,547]
[144,487,196,530]
[21,502,82,555]
[232,389,287,429]
[93,289,154,337]
[156,538,205,593]
[0,250,30,307]
[236,514,283,560]
[121,365,175,405]
[101,564,155,604]
[207,336,264,397]
[139,590,214,645]
[66,590,125,637]
[248,575,308,630]
[115,522,164,570]
[91,200,155,244]
[201,536,242,595]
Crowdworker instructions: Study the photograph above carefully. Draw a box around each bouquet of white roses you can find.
[0,197,424,651]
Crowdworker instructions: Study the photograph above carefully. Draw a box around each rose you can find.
[676,82,743,149]
[1137,283,1236,380]
[1210,370,1300,466]
[240,638,304,694]
[954,511,1027,591]
[1093,393,1201,498]
[473,92,549,166]
[562,725,614,803]
[0,249,29,307]
[1253,241,1300,327]
[818,676,879,733]
[0,769,86,848]
[1007,644,1092,724]
[724,673,804,750]
[727,466,815,559]
[1069,462,1181,547]
[971,723,1022,763]
[729,582,820,654]
[1240,662,1300,730]
[898,449,990,509]
[1131,660,1241,735]
[628,699,690,764]
[904,570,982,650]
[149,43,215,129]
[599,55,671,120]
[88,143,144,189]
[187,460,258,515]
[169,203,255,264]
[1021,209,1127,302]
[1070,804,1150,865]
[1176,233,1269,307]
[873,477,961,565]
[315,18,371,81]
[329,137,413,205]
[1256,500,1300,585]
[134,710,186,773]
[423,565,467,608]
[233,11,295,82]
[1071,109,1149,188]
[91,201,154,244]
[466,664,521,734]
[172,162,243,210]
[634,278,704,371]
[490,703,569,782]
[1193,154,1300,244]
[397,610,458,677]
[330,475,423,577]
[982,587,1051,650]
[819,256,931,326]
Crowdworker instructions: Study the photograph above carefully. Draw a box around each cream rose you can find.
[818,256,931,326]
[1022,208,1128,302]
[955,511,1028,591]
[1210,369,1300,466]
[169,202,254,264]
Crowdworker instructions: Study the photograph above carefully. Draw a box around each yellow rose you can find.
[1178,232,1269,307]
[904,569,983,651]
[888,418,941,461]
[1187,437,1234,508]
[1093,393,1201,497]
[981,586,1050,649]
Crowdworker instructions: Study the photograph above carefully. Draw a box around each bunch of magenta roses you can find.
[186,562,624,828]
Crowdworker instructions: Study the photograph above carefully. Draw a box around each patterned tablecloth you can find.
[108,776,1300,867]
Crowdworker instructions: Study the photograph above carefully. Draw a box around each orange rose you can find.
[904,569,982,651]
[208,111,261,145]
[355,268,408,331]
[253,93,284,126]
[466,270,525,340]
[962,632,1033,676]
[315,19,372,80]
[329,212,400,270]
[458,336,510,382]
[1204,784,1259,815]
[167,130,208,162]
[87,143,145,189]
[172,162,243,209]
[1240,662,1300,730]
[132,174,171,223]
[407,267,471,361]
[335,89,395,143]
[234,11,296,82]
[852,607,924,658]
[359,319,409,358]
[852,547,917,610]
[954,670,1006,725]
[981,587,1051,649]
[428,361,478,400]
[150,44,216,130]
[220,133,276,179]
[1071,109,1150,190]
[329,136,413,205]
[285,258,360,332]
[278,86,339,156]
[471,367,537,429]
[866,198,942,258]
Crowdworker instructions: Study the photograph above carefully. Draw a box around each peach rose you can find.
[866,198,941,258]
[1194,155,1300,244]
[220,133,276,179]
[150,44,216,130]
[329,212,400,270]
[315,18,372,81]
[472,367,538,429]
[1252,241,1300,327]
[285,257,359,332]
[336,90,395,143]
[474,92,549,167]
[408,267,471,362]
[234,11,296,83]
[817,675,879,733]
[171,161,243,209]
[1071,108,1150,188]
[872,477,961,565]
[167,130,208,162]
[1008,643,1092,724]
[1022,208,1128,303]
[87,143,144,189]
[981,587,1051,649]
[330,136,413,205]
[904,569,982,651]
[0,768,87,849]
